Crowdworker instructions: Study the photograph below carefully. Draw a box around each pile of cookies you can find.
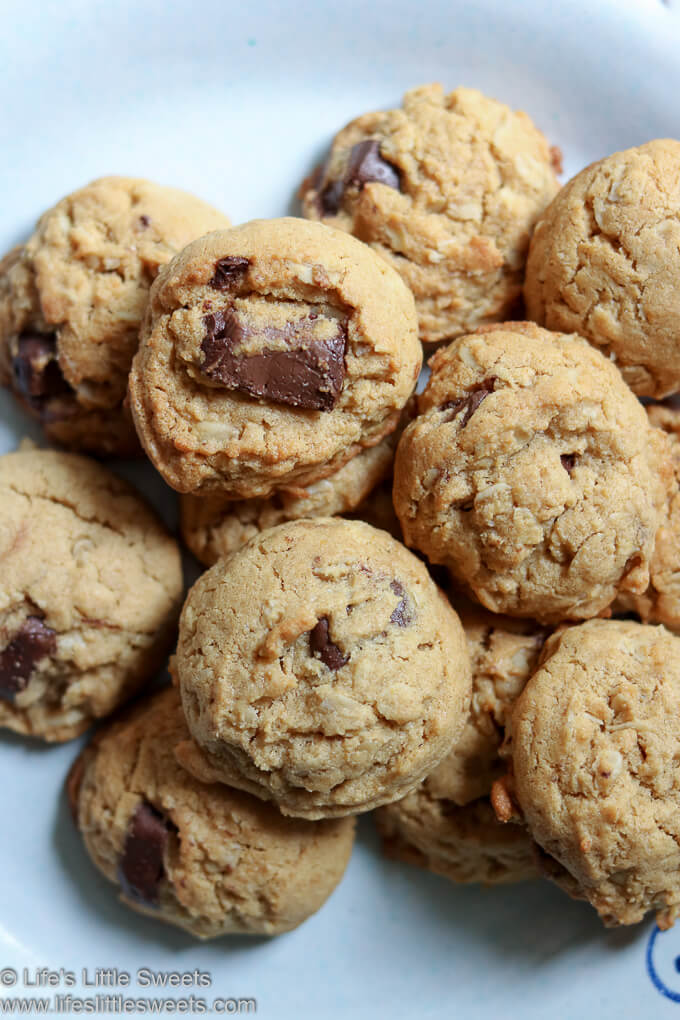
[2,83,680,938]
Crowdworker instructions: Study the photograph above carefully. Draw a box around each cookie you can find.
[0,447,182,741]
[376,796,538,886]
[0,177,230,455]
[180,432,395,567]
[510,619,680,927]
[524,140,680,398]
[128,218,421,498]
[68,687,355,938]
[301,84,559,344]
[373,601,545,884]
[173,518,472,819]
[614,402,680,631]
[393,322,673,623]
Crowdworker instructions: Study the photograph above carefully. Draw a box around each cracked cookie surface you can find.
[173,518,471,819]
[128,218,421,498]
[0,177,230,455]
[511,619,680,927]
[393,322,672,623]
[69,687,355,937]
[524,140,680,398]
[0,448,182,740]
[301,84,559,344]
[373,600,545,884]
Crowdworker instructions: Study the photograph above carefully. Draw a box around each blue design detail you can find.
[647,925,680,1002]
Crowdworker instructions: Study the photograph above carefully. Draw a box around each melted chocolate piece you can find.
[201,309,347,411]
[209,256,251,290]
[442,378,496,428]
[389,579,414,627]
[320,178,345,216]
[11,333,74,421]
[118,802,170,906]
[345,140,401,192]
[309,617,349,670]
[0,616,57,703]
[560,454,576,475]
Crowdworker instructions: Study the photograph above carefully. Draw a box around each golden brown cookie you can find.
[173,518,471,819]
[524,140,680,398]
[0,447,182,741]
[394,322,673,623]
[301,84,559,344]
[69,687,355,938]
[511,619,680,927]
[128,218,421,498]
[0,177,230,455]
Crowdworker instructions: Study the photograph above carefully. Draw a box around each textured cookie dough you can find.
[373,601,545,885]
[511,619,680,927]
[68,687,355,938]
[0,177,230,455]
[524,140,680,398]
[180,433,395,567]
[128,218,421,498]
[173,518,471,819]
[0,448,182,741]
[394,322,673,623]
[614,402,680,632]
[376,795,538,886]
[301,84,560,344]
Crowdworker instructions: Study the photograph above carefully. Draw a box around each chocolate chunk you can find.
[345,140,401,192]
[560,454,576,474]
[309,617,349,670]
[138,214,151,228]
[118,802,170,906]
[320,178,345,216]
[442,378,496,427]
[389,579,414,627]
[201,309,347,412]
[11,333,74,421]
[209,256,251,291]
[0,616,57,703]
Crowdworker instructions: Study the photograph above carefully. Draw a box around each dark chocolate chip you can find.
[442,378,496,428]
[345,140,401,192]
[118,802,170,906]
[201,308,347,412]
[389,579,414,627]
[138,214,151,228]
[209,256,251,291]
[309,617,349,670]
[560,454,576,475]
[11,333,74,420]
[0,616,57,703]
[319,178,345,216]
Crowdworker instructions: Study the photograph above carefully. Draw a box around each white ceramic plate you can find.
[2,1,680,1017]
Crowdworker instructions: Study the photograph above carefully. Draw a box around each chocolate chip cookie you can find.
[301,84,559,344]
[510,619,680,927]
[374,600,545,884]
[173,518,471,819]
[394,322,673,623]
[0,447,182,740]
[180,433,395,567]
[0,177,230,455]
[524,140,680,398]
[128,218,421,498]
[68,687,355,937]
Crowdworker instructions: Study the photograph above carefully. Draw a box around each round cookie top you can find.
[180,432,395,567]
[0,447,182,741]
[0,177,230,455]
[394,322,673,623]
[376,793,538,887]
[69,687,355,938]
[524,139,680,398]
[174,518,472,818]
[128,218,421,498]
[301,84,559,344]
[511,619,680,927]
